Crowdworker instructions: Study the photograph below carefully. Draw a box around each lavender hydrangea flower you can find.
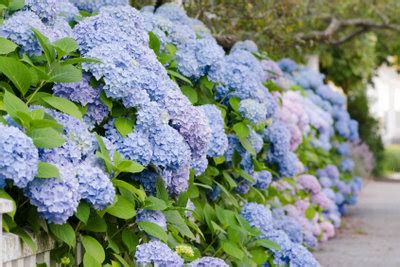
[188,257,228,267]
[0,124,39,188]
[25,165,80,224]
[76,162,115,210]
[136,209,167,230]
[297,175,321,194]
[161,164,190,196]
[135,240,184,267]
[199,104,228,158]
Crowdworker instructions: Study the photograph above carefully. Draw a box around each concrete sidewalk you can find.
[314,180,400,267]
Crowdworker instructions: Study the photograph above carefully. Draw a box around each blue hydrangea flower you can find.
[253,170,272,190]
[188,257,228,267]
[0,177,5,189]
[231,40,258,53]
[247,129,264,154]
[277,58,298,73]
[160,91,211,174]
[136,209,167,230]
[23,0,57,24]
[56,0,80,22]
[238,99,267,125]
[150,124,191,170]
[0,124,38,188]
[132,170,170,196]
[199,104,228,158]
[287,244,320,267]
[37,108,96,166]
[76,162,115,210]
[207,184,222,201]
[340,159,355,172]
[273,216,303,244]
[0,11,48,55]
[52,74,98,106]
[25,165,80,224]
[135,240,184,267]
[336,143,351,156]
[241,203,274,233]
[69,0,129,13]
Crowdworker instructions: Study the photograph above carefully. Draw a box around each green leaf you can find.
[250,248,269,265]
[239,137,257,156]
[148,32,161,55]
[3,91,29,120]
[12,227,37,252]
[75,202,90,224]
[30,127,65,148]
[232,122,249,138]
[167,69,193,86]
[43,96,83,119]
[61,57,102,65]
[156,177,169,202]
[144,196,167,211]
[121,229,138,253]
[81,235,105,264]
[0,37,17,54]
[138,221,168,242]
[83,253,101,267]
[95,134,113,172]
[81,212,107,232]
[164,210,195,239]
[32,28,56,64]
[229,97,241,111]
[106,195,136,219]
[116,160,144,174]
[0,57,32,95]
[221,240,244,260]
[305,206,317,220]
[53,37,78,55]
[99,91,113,111]
[49,223,76,248]
[181,85,198,104]
[255,239,281,251]
[36,161,60,178]
[49,64,82,83]
[113,179,146,202]
[114,117,134,137]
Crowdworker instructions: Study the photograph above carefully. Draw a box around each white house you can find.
[368,64,400,144]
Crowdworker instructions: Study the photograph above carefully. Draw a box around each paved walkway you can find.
[315,180,400,267]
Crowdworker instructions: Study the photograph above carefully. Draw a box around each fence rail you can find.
[0,199,75,267]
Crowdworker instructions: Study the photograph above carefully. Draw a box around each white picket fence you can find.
[0,199,73,267]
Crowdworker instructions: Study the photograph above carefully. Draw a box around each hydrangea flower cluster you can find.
[0,124,39,188]
[241,203,319,266]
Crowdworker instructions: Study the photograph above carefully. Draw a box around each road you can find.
[315,180,400,267]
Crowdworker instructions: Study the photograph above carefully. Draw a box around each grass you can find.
[383,144,400,174]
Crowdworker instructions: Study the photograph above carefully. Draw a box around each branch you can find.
[295,16,400,45]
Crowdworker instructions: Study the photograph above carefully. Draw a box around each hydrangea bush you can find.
[0,1,366,266]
